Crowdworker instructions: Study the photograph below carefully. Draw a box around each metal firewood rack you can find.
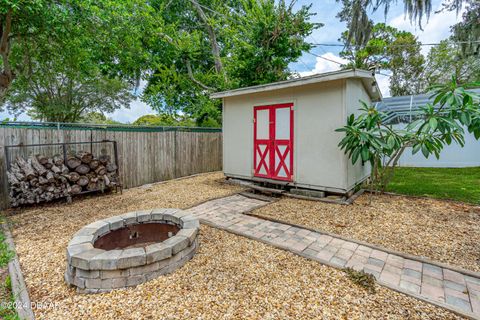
[4,140,122,205]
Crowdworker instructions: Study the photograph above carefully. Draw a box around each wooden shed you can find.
[211,69,381,195]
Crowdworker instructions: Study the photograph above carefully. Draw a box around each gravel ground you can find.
[253,193,480,273]
[5,173,464,319]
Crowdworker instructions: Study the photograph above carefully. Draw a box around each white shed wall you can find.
[345,79,372,189]
[294,80,347,191]
[223,79,376,192]
[223,80,366,192]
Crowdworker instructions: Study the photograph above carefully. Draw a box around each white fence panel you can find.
[395,124,480,168]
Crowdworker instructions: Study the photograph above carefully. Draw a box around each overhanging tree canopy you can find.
[142,0,320,126]
[2,0,159,122]
[338,0,477,51]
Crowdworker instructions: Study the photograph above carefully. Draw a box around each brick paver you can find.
[187,194,480,319]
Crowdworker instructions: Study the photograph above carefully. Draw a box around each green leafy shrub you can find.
[336,77,480,194]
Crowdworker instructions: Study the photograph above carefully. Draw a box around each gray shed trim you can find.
[211,69,382,101]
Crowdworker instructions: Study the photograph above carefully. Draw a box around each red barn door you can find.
[253,103,293,181]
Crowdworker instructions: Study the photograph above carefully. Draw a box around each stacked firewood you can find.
[7,151,119,207]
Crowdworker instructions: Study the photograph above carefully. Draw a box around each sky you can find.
[291,0,464,100]
[2,0,464,123]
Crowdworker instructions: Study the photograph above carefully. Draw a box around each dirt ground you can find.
[253,193,480,273]
[4,173,465,319]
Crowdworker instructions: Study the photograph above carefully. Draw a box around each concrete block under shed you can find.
[290,188,325,198]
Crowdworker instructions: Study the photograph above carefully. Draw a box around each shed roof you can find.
[210,69,382,101]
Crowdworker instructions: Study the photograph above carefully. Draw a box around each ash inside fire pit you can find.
[94,223,180,250]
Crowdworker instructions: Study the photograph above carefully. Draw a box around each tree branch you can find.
[189,0,226,81]
[185,59,215,90]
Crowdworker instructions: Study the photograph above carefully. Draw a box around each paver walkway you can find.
[187,194,480,319]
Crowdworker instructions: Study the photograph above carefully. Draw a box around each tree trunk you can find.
[65,171,80,182]
[106,163,117,173]
[190,0,225,80]
[46,171,55,183]
[60,164,69,174]
[6,171,19,186]
[51,165,62,174]
[36,155,49,165]
[87,181,98,191]
[98,154,110,164]
[30,155,47,176]
[380,145,407,192]
[16,156,36,180]
[95,165,106,176]
[77,151,93,164]
[67,156,81,169]
[53,154,64,166]
[70,184,82,194]
[75,164,90,175]
[44,158,54,169]
[89,159,100,170]
[0,9,14,101]
[77,176,89,187]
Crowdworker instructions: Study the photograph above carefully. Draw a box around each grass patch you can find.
[0,275,20,320]
[0,219,18,320]
[0,233,14,268]
[386,167,480,204]
[343,268,376,294]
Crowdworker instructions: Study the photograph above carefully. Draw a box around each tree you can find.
[142,0,230,127]
[81,112,123,125]
[6,38,134,122]
[388,31,425,96]
[336,77,480,194]
[339,23,425,96]
[142,0,319,127]
[337,0,477,55]
[226,0,320,88]
[2,0,158,121]
[0,1,64,99]
[451,0,480,57]
[336,0,373,47]
[420,0,480,90]
[133,114,196,127]
[447,0,480,57]
[340,23,400,70]
[423,41,480,88]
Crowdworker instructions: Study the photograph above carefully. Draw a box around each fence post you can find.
[62,144,67,162]
[174,129,179,178]
[4,146,10,171]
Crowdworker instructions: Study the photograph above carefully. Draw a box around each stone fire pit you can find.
[65,208,199,293]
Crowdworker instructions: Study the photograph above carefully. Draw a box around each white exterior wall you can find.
[345,79,372,189]
[395,124,480,168]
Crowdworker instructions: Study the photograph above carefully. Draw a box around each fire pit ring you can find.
[65,209,199,293]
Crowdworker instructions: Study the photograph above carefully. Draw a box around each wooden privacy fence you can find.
[0,123,223,209]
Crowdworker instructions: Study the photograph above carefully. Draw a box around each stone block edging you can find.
[65,208,200,293]
[245,212,480,280]
[198,217,478,320]
[1,220,35,320]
